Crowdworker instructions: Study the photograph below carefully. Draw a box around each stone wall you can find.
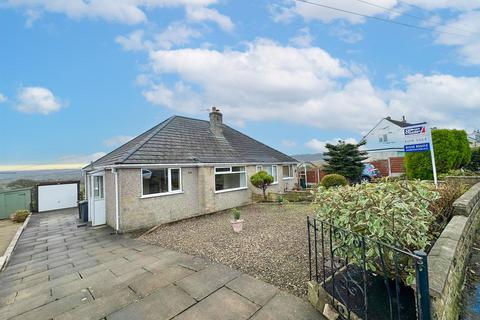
[428,182,480,320]
[445,176,480,187]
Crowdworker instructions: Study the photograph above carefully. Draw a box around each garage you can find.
[37,181,80,212]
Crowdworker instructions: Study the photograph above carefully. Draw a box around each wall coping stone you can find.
[428,216,467,297]
[428,181,480,319]
[453,182,480,216]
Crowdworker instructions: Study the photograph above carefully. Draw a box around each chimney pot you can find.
[209,106,223,134]
[402,115,406,122]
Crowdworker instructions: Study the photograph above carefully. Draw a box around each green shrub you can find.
[277,195,284,204]
[405,129,471,179]
[320,174,348,188]
[314,181,440,285]
[11,209,30,223]
[464,147,480,172]
[429,180,468,237]
[438,169,480,180]
[250,171,274,200]
[231,208,241,220]
[324,140,368,182]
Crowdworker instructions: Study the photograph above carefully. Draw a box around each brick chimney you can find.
[209,107,223,134]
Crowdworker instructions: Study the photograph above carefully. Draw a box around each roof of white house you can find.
[87,113,297,169]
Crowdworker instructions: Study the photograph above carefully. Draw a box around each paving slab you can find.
[107,285,195,320]
[176,264,241,300]
[129,265,194,297]
[173,287,259,320]
[250,293,322,320]
[226,274,278,306]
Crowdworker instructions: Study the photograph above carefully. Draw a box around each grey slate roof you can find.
[89,116,297,168]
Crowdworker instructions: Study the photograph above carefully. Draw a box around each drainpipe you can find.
[112,168,120,233]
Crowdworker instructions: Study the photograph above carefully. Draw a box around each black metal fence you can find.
[307,216,431,320]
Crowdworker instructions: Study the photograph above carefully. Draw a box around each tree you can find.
[250,171,274,200]
[465,147,480,172]
[323,140,368,182]
[405,129,472,179]
[7,179,37,189]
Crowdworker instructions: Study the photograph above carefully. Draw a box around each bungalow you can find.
[83,108,298,232]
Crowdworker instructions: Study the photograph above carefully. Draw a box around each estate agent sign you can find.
[403,122,438,187]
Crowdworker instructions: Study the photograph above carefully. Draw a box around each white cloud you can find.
[116,23,202,52]
[281,139,297,148]
[306,138,357,153]
[387,74,480,129]
[4,0,231,29]
[274,0,480,25]
[435,11,480,65]
[116,30,147,51]
[58,152,107,164]
[103,135,134,147]
[185,6,234,31]
[142,39,480,132]
[0,93,6,103]
[289,27,313,47]
[15,86,63,115]
[330,22,363,43]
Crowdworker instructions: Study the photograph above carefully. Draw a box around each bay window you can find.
[215,166,247,192]
[142,168,181,196]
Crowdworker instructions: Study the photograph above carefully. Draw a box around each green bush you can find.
[314,181,440,285]
[231,208,241,220]
[324,140,368,182]
[250,171,274,200]
[405,129,471,179]
[429,180,468,237]
[320,174,348,188]
[11,209,30,223]
[438,169,480,180]
[464,147,480,172]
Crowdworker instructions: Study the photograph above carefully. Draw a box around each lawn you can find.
[140,203,315,298]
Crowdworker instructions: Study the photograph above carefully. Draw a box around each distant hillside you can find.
[0,169,83,189]
[291,153,325,163]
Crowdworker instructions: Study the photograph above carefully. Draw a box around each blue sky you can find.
[1,0,479,166]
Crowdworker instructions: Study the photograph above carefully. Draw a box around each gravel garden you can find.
[140,203,315,298]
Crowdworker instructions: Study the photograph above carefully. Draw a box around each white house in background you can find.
[362,116,412,161]
[468,130,480,148]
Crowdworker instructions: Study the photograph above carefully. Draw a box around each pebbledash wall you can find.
[107,164,296,232]
[428,182,480,320]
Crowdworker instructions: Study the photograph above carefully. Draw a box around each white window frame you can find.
[282,164,295,180]
[214,166,248,193]
[263,164,278,184]
[140,168,183,198]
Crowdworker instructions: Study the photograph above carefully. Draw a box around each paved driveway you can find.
[0,208,323,320]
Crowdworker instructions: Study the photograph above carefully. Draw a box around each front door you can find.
[91,173,106,226]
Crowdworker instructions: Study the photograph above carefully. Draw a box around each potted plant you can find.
[230,208,244,233]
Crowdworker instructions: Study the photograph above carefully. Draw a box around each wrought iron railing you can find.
[307,216,431,320]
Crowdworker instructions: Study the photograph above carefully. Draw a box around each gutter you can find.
[84,161,300,172]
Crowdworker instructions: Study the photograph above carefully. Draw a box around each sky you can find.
[0,0,479,168]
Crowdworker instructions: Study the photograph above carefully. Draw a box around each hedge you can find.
[405,129,471,179]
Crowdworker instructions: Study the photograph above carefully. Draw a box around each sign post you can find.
[404,122,438,187]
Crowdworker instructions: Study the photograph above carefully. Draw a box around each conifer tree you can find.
[323,140,368,182]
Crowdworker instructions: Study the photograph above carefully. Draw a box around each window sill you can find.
[283,177,294,180]
[215,187,248,194]
[141,191,183,199]
[271,182,279,185]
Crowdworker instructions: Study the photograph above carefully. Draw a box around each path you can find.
[0,208,324,320]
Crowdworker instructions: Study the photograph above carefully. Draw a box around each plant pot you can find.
[230,219,244,233]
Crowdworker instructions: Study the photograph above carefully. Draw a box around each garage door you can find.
[38,183,79,212]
